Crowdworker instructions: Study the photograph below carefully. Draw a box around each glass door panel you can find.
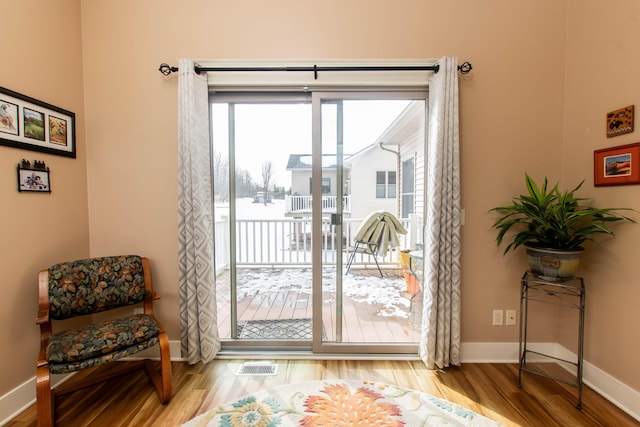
[212,95,314,348]
[313,94,426,354]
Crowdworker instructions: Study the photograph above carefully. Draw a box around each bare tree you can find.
[213,152,229,201]
[213,152,262,200]
[261,161,273,205]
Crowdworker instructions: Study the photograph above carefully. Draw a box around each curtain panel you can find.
[419,57,462,369]
[177,59,221,364]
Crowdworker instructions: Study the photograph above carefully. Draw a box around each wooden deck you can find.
[215,266,422,343]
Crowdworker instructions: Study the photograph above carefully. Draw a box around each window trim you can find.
[204,59,435,91]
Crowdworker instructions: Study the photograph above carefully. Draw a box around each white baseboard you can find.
[0,372,73,427]
[2,341,638,424]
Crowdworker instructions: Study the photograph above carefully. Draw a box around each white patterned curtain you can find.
[178,59,221,364]
[419,57,462,369]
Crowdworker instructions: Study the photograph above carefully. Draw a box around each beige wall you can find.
[3,0,640,404]
[79,0,569,343]
[563,0,640,389]
[0,1,89,394]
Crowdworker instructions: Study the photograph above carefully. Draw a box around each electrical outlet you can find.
[133,307,144,314]
[506,309,517,326]
[492,309,504,326]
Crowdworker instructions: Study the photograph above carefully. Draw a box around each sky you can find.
[211,99,410,188]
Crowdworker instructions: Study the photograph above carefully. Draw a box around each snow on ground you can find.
[230,267,411,319]
[216,199,413,319]
[215,198,287,220]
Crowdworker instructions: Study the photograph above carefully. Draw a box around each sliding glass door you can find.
[211,91,426,354]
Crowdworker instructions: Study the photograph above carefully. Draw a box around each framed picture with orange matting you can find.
[594,142,640,186]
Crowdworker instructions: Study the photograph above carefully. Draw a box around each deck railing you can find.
[214,216,417,270]
[284,195,351,215]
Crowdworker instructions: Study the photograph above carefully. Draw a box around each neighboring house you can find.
[285,148,397,219]
[286,154,345,197]
[285,154,352,216]
[284,101,425,225]
[377,101,427,250]
[378,101,426,221]
[343,143,397,220]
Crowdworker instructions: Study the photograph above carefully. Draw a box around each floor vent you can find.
[236,361,278,376]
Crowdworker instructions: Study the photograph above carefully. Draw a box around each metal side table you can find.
[518,271,585,408]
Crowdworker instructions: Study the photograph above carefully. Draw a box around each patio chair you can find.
[35,255,171,427]
[345,211,407,277]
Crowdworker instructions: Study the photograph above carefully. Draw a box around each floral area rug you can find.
[182,379,503,426]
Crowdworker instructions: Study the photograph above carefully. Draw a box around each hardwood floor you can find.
[7,360,638,426]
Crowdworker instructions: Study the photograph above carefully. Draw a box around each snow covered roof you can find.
[286,154,353,170]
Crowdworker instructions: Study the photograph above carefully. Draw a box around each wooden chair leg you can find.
[36,365,53,427]
[144,331,172,403]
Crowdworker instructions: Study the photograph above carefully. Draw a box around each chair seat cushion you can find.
[47,314,160,366]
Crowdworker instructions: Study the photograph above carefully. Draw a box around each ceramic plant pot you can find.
[525,245,584,281]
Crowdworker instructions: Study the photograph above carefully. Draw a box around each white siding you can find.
[398,128,425,219]
[290,170,312,195]
[290,169,341,196]
[348,146,397,219]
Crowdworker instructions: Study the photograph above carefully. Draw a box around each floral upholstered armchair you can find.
[35,255,171,427]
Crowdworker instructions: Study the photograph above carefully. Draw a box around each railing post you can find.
[215,215,230,273]
[409,214,418,250]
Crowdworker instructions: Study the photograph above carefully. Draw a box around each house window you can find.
[310,177,331,194]
[401,158,414,217]
[376,171,396,198]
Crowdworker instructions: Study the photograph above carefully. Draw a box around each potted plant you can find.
[490,174,635,280]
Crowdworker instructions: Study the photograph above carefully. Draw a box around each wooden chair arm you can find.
[147,291,160,300]
[37,342,49,368]
[36,269,50,324]
[35,310,49,324]
[141,257,160,315]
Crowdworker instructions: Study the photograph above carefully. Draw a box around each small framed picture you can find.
[594,142,640,186]
[0,100,19,135]
[606,105,634,138]
[17,160,51,193]
[23,107,46,141]
[0,87,75,158]
[49,115,68,145]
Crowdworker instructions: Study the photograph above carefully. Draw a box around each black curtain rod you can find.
[158,62,473,79]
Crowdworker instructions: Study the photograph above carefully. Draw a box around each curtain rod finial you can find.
[158,63,178,76]
[457,62,473,75]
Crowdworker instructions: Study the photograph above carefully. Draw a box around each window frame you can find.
[376,170,396,199]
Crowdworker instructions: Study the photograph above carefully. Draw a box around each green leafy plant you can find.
[490,174,635,254]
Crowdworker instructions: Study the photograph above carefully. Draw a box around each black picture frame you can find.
[17,160,51,193]
[0,87,76,158]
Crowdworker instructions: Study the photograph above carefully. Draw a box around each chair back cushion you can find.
[48,255,146,320]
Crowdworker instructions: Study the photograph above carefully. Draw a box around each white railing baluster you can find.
[221,216,410,267]
[284,195,351,214]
